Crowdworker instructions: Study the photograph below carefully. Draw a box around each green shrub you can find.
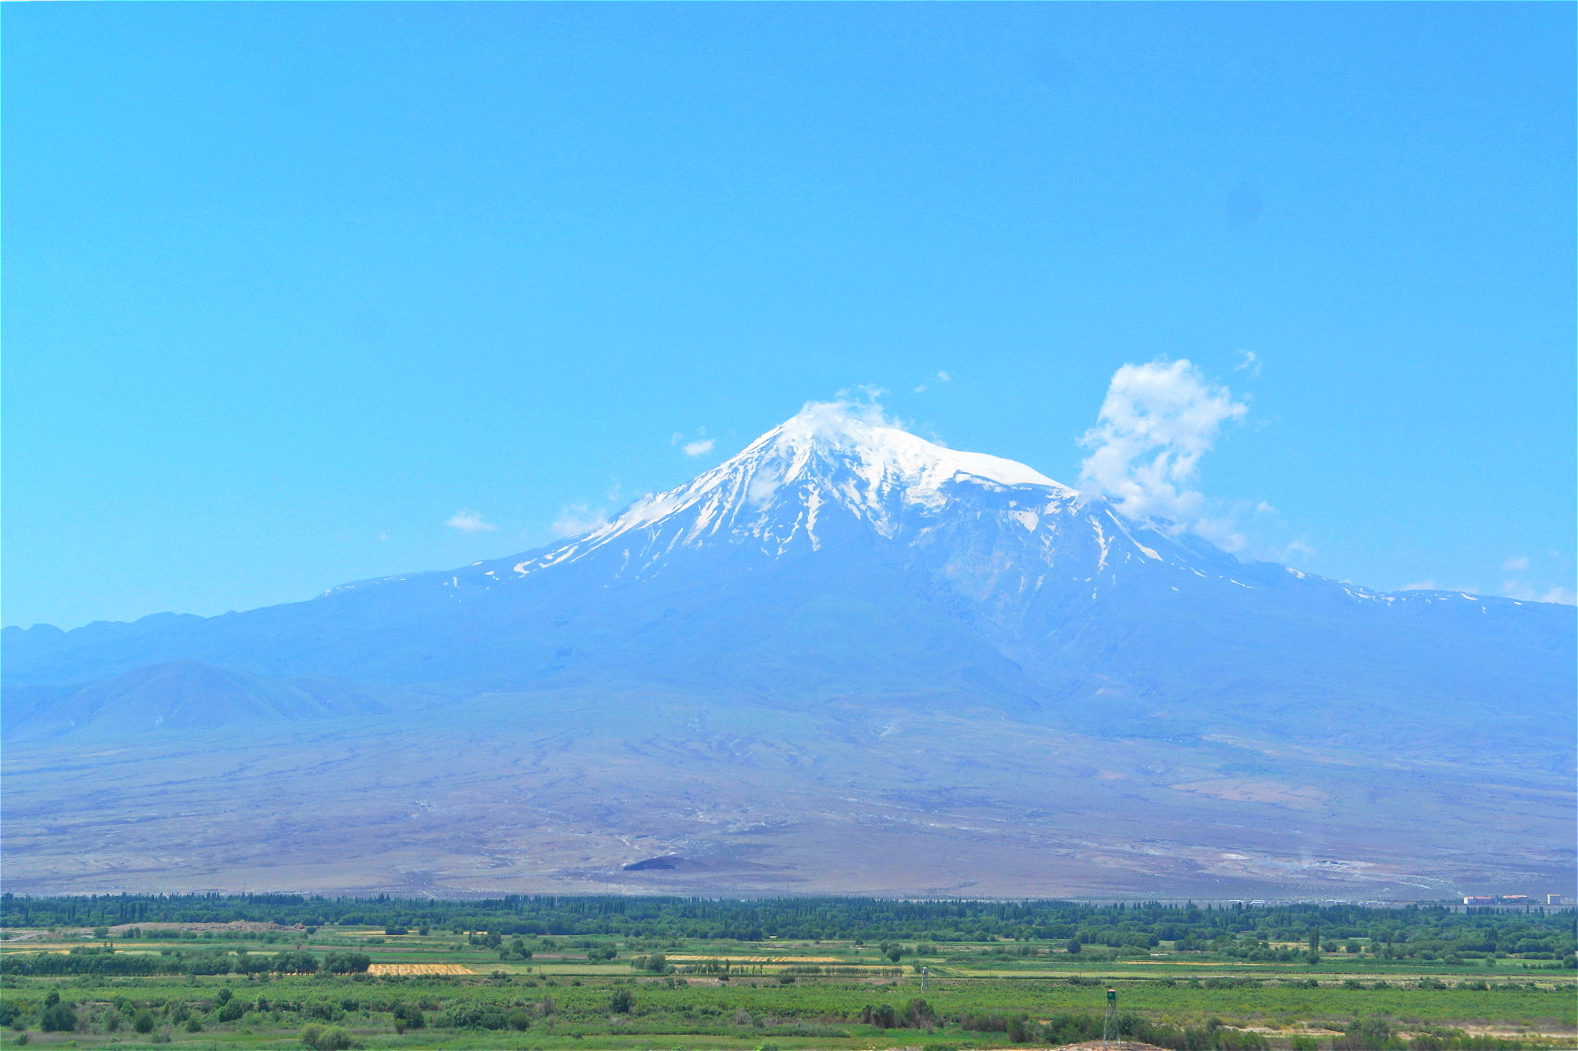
[39,1003,77,1032]
[391,1002,425,1032]
[301,1023,359,1050]
[437,1004,508,1030]
[273,950,320,974]
[322,951,370,974]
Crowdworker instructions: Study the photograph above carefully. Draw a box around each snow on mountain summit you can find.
[513,403,1078,575]
[755,400,1067,497]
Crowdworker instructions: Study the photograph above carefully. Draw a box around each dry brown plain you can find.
[2,692,1571,898]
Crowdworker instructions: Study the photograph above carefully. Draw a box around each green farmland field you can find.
[0,897,1572,1050]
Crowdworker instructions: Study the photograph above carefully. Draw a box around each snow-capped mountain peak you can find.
[515,404,1077,574]
[754,401,1066,498]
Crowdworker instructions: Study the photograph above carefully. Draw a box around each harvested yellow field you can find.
[367,963,475,976]
[664,955,845,964]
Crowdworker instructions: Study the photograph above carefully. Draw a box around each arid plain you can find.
[4,690,1569,900]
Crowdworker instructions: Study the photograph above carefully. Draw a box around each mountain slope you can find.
[5,406,1570,762]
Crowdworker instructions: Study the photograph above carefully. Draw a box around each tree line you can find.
[0,946,370,977]
[2,893,1572,963]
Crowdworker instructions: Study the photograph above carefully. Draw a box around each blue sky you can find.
[4,3,1574,629]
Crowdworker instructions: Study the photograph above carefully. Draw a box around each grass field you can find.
[1,926,1573,1050]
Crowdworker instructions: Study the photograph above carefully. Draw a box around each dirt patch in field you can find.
[1169,779,1326,809]
[367,963,475,976]
[113,921,303,934]
[1456,1024,1578,1042]
[665,954,846,963]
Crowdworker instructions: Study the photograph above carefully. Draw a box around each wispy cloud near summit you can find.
[552,503,608,538]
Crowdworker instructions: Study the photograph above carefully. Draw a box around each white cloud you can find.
[791,388,901,434]
[1501,578,1576,605]
[1399,570,1578,604]
[936,370,952,383]
[1190,516,1248,553]
[551,503,608,538]
[1255,501,1278,516]
[1402,579,1494,597]
[1234,350,1262,376]
[1281,538,1317,560]
[445,509,496,533]
[1496,552,1576,604]
[913,384,928,393]
[1077,359,1248,532]
[673,427,714,457]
